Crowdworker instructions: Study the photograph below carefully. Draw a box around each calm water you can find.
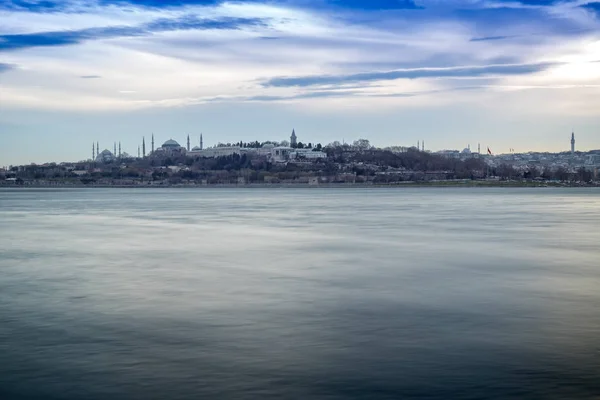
[1,187,599,400]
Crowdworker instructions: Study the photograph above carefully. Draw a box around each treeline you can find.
[494,164,594,182]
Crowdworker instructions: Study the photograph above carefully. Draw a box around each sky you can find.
[0,0,599,164]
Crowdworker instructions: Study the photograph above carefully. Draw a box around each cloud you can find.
[470,35,513,42]
[263,63,558,88]
[581,2,600,16]
[326,0,423,10]
[0,15,269,51]
[0,62,16,72]
[80,75,101,78]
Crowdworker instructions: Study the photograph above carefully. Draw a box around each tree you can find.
[353,139,372,151]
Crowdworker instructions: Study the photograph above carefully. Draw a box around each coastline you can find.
[1,181,598,189]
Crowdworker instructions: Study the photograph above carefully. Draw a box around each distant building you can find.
[272,146,294,163]
[96,149,116,163]
[154,139,186,156]
[291,148,327,160]
[290,129,297,148]
[571,132,575,155]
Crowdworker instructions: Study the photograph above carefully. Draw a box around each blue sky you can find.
[0,0,599,164]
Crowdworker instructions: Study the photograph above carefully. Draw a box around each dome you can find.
[462,148,471,154]
[262,143,275,149]
[96,149,115,163]
[162,139,181,148]
[192,146,201,151]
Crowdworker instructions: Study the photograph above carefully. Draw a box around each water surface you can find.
[1,188,599,399]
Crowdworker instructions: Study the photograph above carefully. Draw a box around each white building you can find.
[188,146,241,158]
[291,148,327,160]
[271,147,294,163]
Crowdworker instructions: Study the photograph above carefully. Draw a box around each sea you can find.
[0,187,599,400]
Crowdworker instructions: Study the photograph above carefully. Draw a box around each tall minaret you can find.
[96,142,99,158]
[92,142,95,160]
[290,129,297,148]
[118,142,121,158]
[187,134,190,151]
[142,137,146,158]
[138,145,140,158]
[151,134,155,154]
[571,132,575,155]
[114,142,117,156]
[200,133,203,150]
[417,140,420,150]
[478,143,481,154]
[422,141,425,152]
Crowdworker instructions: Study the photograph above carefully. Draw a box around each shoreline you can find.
[1,181,598,189]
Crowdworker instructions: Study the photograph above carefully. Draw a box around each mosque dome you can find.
[462,148,472,154]
[162,139,181,148]
[192,146,201,151]
[96,149,115,163]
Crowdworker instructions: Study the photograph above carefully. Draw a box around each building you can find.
[188,146,241,158]
[154,139,186,156]
[290,129,297,148]
[96,149,116,163]
[271,147,294,163]
[290,148,327,160]
[571,132,575,155]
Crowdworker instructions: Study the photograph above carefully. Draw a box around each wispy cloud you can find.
[0,15,269,51]
[0,62,16,72]
[263,63,559,88]
[581,2,600,16]
[470,35,513,42]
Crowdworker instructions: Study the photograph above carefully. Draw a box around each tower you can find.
[571,132,575,155]
[92,142,95,161]
[478,143,481,154]
[187,134,190,151]
[96,142,99,158]
[151,134,155,154]
[417,140,420,151]
[138,145,140,158]
[200,133,203,150]
[142,137,146,158]
[118,142,121,158]
[422,141,425,152]
[290,129,297,148]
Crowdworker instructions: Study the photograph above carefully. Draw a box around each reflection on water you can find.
[1,188,599,399]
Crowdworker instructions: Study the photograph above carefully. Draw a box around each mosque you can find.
[90,130,326,163]
[92,141,120,163]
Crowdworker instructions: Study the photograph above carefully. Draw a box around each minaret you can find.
[138,145,140,158]
[151,134,155,154]
[114,142,117,156]
[118,142,121,158]
[92,142,95,160]
[96,142,99,158]
[478,143,481,154]
[200,133,203,150]
[417,140,420,150]
[422,141,425,152]
[142,137,146,158]
[290,129,297,148]
[187,134,190,151]
[571,132,575,155]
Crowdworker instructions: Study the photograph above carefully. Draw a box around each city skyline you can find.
[1,0,600,164]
